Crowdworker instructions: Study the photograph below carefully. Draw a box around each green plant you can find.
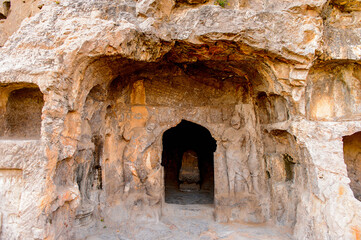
[214,0,228,7]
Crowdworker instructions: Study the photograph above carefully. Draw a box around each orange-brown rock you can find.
[0,0,360,239]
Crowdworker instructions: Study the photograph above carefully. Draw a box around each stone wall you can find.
[0,0,360,239]
[0,140,46,239]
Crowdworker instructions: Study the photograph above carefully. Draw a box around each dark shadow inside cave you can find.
[343,132,361,201]
[162,120,216,205]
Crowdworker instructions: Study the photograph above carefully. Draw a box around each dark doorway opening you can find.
[343,132,361,201]
[162,120,216,204]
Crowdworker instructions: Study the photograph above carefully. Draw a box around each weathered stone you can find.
[0,169,22,240]
[0,0,360,239]
[0,0,10,18]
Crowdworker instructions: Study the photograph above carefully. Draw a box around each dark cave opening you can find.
[343,132,361,201]
[162,120,216,204]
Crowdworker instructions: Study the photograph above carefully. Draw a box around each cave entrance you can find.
[162,120,216,205]
[343,132,361,201]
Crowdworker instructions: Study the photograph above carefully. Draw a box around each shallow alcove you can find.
[305,63,361,121]
[3,1,10,17]
[0,1,10,19]
[256,92,289,124]
[162,120,216,205]
[262,130,301,226]
[1,87,44,139]
[343,132,361,201]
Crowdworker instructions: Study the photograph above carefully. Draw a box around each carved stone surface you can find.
[0,169,22,240]
[0,140,45,240]
[222,114,252,197]
[0,0,360,239]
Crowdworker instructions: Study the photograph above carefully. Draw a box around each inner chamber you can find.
[162,120,217,204]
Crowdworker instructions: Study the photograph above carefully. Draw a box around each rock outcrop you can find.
[0,0,360,239]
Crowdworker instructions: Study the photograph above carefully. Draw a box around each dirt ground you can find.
[84,204,292,240]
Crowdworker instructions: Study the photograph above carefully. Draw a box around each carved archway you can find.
[162,120,217,204]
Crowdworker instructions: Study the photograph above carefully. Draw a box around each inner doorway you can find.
[162,120,216,205]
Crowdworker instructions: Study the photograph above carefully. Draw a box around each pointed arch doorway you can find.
[161,120,217,205]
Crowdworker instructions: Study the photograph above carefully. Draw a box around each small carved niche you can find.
[92,135,103,190]
[0,1,10,19]
[0,85,44,139]
[283,154,295,182]
[6,88,44,139]
[256,92,289,124]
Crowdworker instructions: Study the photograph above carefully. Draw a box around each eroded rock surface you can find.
[0,0,360,239]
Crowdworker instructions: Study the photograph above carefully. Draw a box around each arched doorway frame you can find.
[156,116,225,210]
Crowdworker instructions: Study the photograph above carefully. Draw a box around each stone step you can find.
[161,203,215,220]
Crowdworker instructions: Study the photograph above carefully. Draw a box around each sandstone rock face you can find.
[0,0,360,239]
[0,0,41,47]
[0,169,23,239]
[0,140,46,239]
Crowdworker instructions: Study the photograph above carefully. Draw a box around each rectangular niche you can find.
[0,85,44,139]
[0,169,23,239]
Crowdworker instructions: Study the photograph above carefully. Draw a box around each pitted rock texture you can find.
[0,0,360,240]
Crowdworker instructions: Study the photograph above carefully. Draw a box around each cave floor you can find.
[164,182,214,205]
[84,204,293,240]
